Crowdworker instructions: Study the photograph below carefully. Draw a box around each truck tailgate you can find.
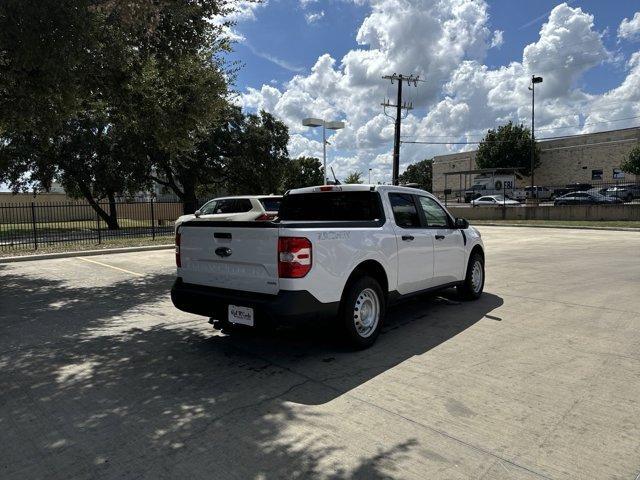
[178,222,279,294]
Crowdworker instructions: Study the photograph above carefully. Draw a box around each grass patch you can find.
[0,236,173,258]
[471,220,640,229]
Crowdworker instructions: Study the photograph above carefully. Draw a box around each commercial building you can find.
[431,126,640,194]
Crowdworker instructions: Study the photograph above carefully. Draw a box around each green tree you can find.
[0,104,150,229]
[224,111,290,195]
[620,145,640,176]
[281,157,324,191]
[475,122,540,176]
[344,171,363,184]
[0,0,237,217]
[398,159,433,191]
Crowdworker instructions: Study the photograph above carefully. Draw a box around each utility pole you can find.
[382,74,423,185]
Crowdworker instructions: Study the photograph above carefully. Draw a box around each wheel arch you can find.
[469,244,485,265]
[342,259,389,301]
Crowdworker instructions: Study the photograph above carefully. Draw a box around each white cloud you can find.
[305,10,325,24]
[240,1,640,183]
[618,12,640,41]
[490,30,504,48]
[211,1,268,42]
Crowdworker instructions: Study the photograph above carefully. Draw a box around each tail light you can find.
[256,212,277,221]
[278,237,312,278]
[175,231,181,267]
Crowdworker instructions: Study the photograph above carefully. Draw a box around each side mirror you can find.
[194,209,202,217]
[455,218,469,229]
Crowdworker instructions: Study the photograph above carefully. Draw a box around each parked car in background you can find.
[464,184,487,203]
[603,185,639,202]
[553,183,593,198]
[175,195,282,229]
[554,192,623,206]
[523,186,553,200]
[471,195,521,206]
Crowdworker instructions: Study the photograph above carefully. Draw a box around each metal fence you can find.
[434,181,640,206]
[0,200,184,251]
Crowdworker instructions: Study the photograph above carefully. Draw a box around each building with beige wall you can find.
[431,127,640,194]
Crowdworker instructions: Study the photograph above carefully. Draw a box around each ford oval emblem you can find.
[215,247,232,258]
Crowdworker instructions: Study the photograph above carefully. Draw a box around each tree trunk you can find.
[106,193,119,230]
[74,179,120,230]
[181,179,198,215]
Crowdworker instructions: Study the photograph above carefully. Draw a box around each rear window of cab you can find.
[278,191,383,221]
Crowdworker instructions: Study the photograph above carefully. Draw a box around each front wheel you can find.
[340,276,385,349]
[457,252,485,300]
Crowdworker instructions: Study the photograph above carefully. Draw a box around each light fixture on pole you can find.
[368,168,372,184]
[528,75,543,197]
[302,117,345,184]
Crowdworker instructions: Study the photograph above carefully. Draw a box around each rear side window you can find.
[259,198,282,212]
[279,192,383,221]
[200,199,253,214]
[389,193,420,228]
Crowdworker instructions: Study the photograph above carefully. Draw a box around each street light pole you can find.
[368,168,372,184]
[302,117,345,185]
[529,75,543,197]
[322,122,327,183]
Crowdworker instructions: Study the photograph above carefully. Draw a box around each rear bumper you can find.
[171,278,339,324]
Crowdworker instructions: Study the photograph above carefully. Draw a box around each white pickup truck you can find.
[171,185,485,348]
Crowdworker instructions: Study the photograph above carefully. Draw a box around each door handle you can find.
[435,235,445,240]
[401,235,414,241]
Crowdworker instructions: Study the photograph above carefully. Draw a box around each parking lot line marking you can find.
[77,257,144,277]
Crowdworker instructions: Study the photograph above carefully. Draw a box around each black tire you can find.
[457,252,485,300]
[339,276,385,349]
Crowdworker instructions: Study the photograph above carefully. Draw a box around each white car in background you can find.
[175,195,282,229]
[471,195,521,206]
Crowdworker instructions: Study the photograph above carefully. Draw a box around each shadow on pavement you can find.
[0,265,502,479]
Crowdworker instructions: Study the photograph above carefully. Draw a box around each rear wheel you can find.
[457,252,484,300]
[340,276,385,349]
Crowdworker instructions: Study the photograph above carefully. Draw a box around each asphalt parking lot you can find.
[1,226,639,480]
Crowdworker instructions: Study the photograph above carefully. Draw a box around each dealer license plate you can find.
[228,305,254,326]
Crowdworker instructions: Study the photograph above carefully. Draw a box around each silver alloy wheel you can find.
[353,288,380,338]
[471,260,483,294]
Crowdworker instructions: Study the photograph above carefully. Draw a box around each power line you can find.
[540,138,637,152]
[401,137,638,151]
[405,95,639,141]
[536,114,640,132]
[402,128,640,145]
[403,116,640,143]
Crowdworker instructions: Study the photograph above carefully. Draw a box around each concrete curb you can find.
[473,223,640,232]
[0,244,174,263]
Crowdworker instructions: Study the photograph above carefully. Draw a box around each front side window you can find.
[418,196,450,228]
[199,200,219,215]
[389,193,421,228]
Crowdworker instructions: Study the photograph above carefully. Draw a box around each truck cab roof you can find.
[287,184,433,197]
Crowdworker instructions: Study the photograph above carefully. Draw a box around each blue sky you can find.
[231,1,640,182]
[233,1,636,93]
